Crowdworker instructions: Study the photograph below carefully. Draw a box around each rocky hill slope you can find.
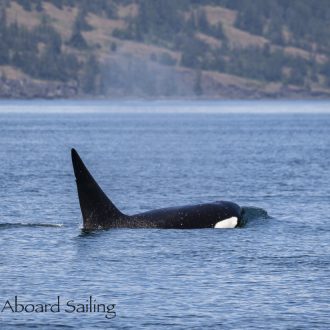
[1,0,330,99]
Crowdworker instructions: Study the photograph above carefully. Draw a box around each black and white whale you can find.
[71,149,243,231]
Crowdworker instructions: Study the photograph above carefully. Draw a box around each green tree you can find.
[81,55,100,94]
[321,60,330,87]
[74,8,93,32]
[194,69,203,95]
[17,0,32,11]
[181,37,208,68]
[35,0,43,12]
[132,0,185,43]
[196,9,210,34]
[34,17,62,54]
[235,2,264,35]
[68,28,88,49]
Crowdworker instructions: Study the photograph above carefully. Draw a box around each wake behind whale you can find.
[0,223,63,230]
[71,149,268,231]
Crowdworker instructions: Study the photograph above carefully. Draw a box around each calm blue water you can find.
[0,101,329,329]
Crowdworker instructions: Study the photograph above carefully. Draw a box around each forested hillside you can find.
[1,0,330,98]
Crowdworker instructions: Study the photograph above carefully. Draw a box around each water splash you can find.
[240,206,270,226]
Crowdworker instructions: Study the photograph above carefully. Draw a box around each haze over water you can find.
[0,101,329,329]
[1,99,330,113]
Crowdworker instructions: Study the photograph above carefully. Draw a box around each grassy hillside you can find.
[1,0,330,99]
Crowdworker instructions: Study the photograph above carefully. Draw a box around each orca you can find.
[71,149,243,231]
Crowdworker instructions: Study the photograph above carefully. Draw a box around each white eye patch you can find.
[214,217,238,228]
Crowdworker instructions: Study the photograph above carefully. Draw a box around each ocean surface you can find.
[0,101,329,329]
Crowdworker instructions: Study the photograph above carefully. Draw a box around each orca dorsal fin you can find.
[71,148,124,230]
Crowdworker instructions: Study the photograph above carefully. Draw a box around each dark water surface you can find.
[0,102,329,329]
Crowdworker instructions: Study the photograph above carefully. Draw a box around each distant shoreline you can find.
[1,77,330,101]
